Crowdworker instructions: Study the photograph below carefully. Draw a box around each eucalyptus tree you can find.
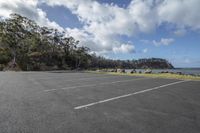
[0,14,37,69]
[60,36,79,68]
[75,46,91,69]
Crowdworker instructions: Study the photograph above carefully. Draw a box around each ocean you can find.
[125,68,200,75]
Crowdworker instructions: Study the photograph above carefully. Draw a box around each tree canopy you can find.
[0,14,91,70]
[0,14,173,71]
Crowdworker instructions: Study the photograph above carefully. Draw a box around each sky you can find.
[0,0,200,68]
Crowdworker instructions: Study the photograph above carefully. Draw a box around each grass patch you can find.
[88,71,200,81]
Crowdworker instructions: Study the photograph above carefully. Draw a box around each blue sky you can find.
[0,0,200,67]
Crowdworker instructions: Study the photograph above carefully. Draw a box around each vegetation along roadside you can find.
[0,14,173,71]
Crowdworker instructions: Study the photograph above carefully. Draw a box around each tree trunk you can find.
[12,50,17,68]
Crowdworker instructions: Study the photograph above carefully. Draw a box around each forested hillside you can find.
[0,14,173,71]
[89,56,174,69]
[0,14,92,71]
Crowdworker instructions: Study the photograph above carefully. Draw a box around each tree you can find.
[0,13,174,71]
[0,14,37,68]
[75,47,90,69]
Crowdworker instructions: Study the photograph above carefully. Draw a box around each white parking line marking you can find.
[74,80,190,110]
[44,77,151,92]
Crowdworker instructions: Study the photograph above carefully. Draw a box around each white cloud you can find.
[174,29,186,36]
[65,28,103,52]
[41,0,147,54]
[143,48,148,53]
[158,0,200,30]
[3,0,128,54]
[153,38,174,46]
[0,0,63,30]
[140,39,151,44]
[41,0,200,55]
[1,0,200,55]
[141,38,174,46]
[113,44,135,54]
[184,58,190,64]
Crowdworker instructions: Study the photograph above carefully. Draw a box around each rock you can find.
[176,72,182,75]
[111,69,117,72]
[160,71,169,73]
[117,69,125,73]
[130,69,136,74]
[144,69,152,74]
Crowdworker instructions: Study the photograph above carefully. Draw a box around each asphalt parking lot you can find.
[0,72,200,133]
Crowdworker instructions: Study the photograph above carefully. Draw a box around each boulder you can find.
[117,69,126,73]
[130,69,136,74]
[111,69,117,72]
[144,69,152,74]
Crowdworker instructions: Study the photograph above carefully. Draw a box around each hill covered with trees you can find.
[0,14,173,71]
[89,56,174,69]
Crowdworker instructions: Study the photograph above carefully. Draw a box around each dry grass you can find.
[88,71,200,81]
